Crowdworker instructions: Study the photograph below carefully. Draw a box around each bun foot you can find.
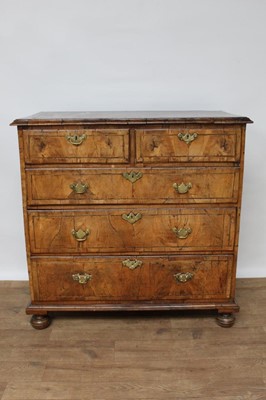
[216,313,235,328]
[30,314,51,330]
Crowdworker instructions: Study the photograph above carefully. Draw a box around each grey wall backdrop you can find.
[0,0,265,279]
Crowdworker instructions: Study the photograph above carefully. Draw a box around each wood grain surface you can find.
[26,166,240,205]
[136,126,242,163]
[0,279,264,400]
[28,208,236,254]
[30,255,233,302]
[23,129,129,164]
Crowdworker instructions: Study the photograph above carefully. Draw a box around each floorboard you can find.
[0,279,265,400]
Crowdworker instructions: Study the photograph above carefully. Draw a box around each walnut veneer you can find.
[11,111,252,329]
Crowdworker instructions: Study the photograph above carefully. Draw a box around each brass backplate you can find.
[178,132,198,145]
[66,134,87,146]
[122,171,143,183]
[173,182,192,194]
[122,212,142,224]
[172,227,192,239]
[72,273,92,284]
[122,259,143,270]
[72,228,90,241]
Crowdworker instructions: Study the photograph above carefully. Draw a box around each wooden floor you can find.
[0,279,265,400]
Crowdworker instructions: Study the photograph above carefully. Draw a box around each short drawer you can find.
[23,129,129,164]
[136,126,242,163]
[26,167,240,205]
[28,207,236,254]
[31,255,233,301]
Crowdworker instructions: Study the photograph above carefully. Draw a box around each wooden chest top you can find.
[11,110,252,126]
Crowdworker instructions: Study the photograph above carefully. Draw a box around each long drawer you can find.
[23,129,129,164]
[136,126,241,163]
[26,167,240,205]
[28,208,236,254]
[31,255,233,302]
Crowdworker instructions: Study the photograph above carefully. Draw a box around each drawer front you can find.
[136,126,242,163]
[23,129,129,164]
[27,167,240,205]
[28,208,236,254]
[31,255,233,301]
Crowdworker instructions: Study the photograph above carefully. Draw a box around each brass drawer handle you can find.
[173,182,192,194]
[174,272,194,283]
[172,227,192,239]
[66,133,87,146]
[122,171,143,183]
[122,259,143,270]
[72,228,90,241]
[70,182,88,194]
[178,132,198,145]
[72,273,92,284]
[122,212,142,224]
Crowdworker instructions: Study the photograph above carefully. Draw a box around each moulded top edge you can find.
[10,111,253,126]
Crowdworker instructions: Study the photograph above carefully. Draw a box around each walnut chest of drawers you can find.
[11,111,252,329]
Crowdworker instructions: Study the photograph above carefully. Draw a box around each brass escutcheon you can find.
[66,133,87,146]
[72,228,90,241]
[72,273,92,284]
[70,182,88,194]
[174,272,194,283]
[122,171,143,183]
[172,227,192,239]
[122,212,142,224]
[178,132,198,145]
[122,259,143,270]
[173,182,192,194]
